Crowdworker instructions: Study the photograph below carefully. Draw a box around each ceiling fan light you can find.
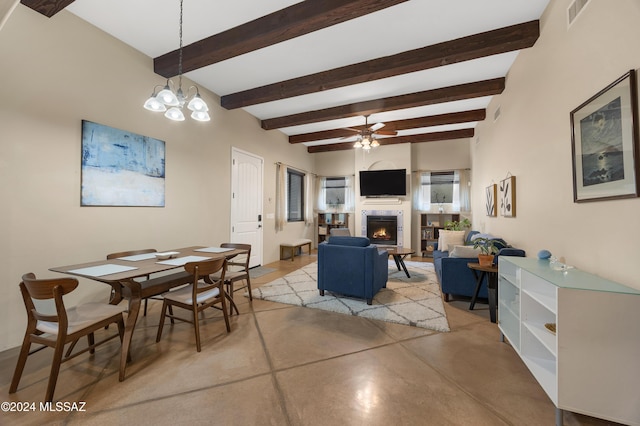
[353,140,362,148]
[165,107,185,121]
[143,96,167,112]
[156,85,179,106]
[191,110,210,122]
[371,138,380,147]
[362,144,371,151]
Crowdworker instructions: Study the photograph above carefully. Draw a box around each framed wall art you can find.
[500,176,516,217]
[485,184,497,217]
[570,70,640,202]
[81,120,166,207]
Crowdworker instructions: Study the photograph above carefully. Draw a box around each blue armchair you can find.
[317,236,388,305]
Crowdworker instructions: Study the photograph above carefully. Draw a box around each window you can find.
[324,177,346,206]
[429,171,456,204]
[419,171,461,211]
[287,169,304,222]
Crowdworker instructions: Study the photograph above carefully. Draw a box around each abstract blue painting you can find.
[81,120,165,206]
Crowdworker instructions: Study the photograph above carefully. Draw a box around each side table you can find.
[386,247,415,278]
[467,262,498,323]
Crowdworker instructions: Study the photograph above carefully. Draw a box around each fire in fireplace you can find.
[366,215,398,245]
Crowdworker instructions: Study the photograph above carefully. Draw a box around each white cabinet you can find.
[498,257,640,426]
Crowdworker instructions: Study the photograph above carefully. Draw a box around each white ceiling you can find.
[66,0,551,147]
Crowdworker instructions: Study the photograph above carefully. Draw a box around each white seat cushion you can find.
[281,239,312,247]
[37,302,126,335]
[211,271,247,281]
[162,282,221,305]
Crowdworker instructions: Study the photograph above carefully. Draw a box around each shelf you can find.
[499,300,519,322]
[522,288,556,315]
[498,303,520,352]
[522,354,558,404]
[498,256,640,425]
[317,213,349,244]
[523,320,557,357]
[499,272,518,287]
[522,270,557,314]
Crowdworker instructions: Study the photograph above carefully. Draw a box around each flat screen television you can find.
[359,169,406,197]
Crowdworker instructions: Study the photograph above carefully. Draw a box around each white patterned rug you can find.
[250,261,449,332]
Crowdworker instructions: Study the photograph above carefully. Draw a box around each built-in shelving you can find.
[317,213,349,244]
[419,213,460,257]
[498,256,640,426]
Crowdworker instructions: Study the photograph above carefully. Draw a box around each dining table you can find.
[49,245,247,381]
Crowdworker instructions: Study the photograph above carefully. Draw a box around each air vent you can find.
[568,0,590,27]
[494,106,501,122]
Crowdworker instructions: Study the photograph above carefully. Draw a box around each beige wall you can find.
[471,0,640,289]
[411,138,471,172]
[0,7,313,350]
[3,0,639,351]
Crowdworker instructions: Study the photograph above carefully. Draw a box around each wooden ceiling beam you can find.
[222,20,538,109]
[307,129,475,153]
[154,0,408,78]
[20,0,75,17]
[263,78,504,130]
[289,109,486,143]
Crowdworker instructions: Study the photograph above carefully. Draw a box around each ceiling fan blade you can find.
[370,122,385,131]
[343,127,362,132]
[375,130,397,136]
[339,134,358,140]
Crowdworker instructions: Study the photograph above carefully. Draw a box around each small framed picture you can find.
[500,176,516,217]
[485,184,497,217]
[570,70,640,202]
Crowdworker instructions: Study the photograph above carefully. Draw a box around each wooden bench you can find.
[280,239,312,261]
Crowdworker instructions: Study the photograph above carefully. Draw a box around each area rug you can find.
[249,266,277,279]
[250,261,449,332]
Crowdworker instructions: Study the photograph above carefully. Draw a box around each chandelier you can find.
[353,115,382,151]
[143,0,210,122]
[353,134,380,151]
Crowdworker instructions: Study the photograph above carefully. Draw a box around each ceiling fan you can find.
[344,115,397,150]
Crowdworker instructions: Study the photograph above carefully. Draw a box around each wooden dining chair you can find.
[210,243,252,315]
[155,258,230,352]
[106,249,157,316]
[10,273,127,402]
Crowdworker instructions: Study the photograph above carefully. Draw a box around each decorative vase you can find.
[478,254,494,267]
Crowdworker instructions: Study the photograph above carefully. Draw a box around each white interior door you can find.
[231,148,263,267]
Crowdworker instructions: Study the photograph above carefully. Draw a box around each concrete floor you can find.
[0,253,621,425]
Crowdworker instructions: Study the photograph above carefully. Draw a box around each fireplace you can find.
[366,215,398,245]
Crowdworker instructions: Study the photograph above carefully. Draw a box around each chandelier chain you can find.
[178,0,184,88]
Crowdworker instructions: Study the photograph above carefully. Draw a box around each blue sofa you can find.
[434,231,519,302]
[317,236,388,305]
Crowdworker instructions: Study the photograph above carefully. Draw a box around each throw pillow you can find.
[438,230,465,252]
[450,244,481,258]
[470,232,495,241]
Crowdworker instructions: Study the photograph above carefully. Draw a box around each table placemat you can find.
[67,264,139,277]
[156,255,212,266]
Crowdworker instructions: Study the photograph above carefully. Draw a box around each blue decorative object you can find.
[538,249,552,259]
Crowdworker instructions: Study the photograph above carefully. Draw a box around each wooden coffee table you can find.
[386,247,415,278]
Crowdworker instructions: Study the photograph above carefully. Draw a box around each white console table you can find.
[498,256,640,426]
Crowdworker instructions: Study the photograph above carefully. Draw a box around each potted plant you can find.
[443,218,471,231]
[472,237,500,266]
